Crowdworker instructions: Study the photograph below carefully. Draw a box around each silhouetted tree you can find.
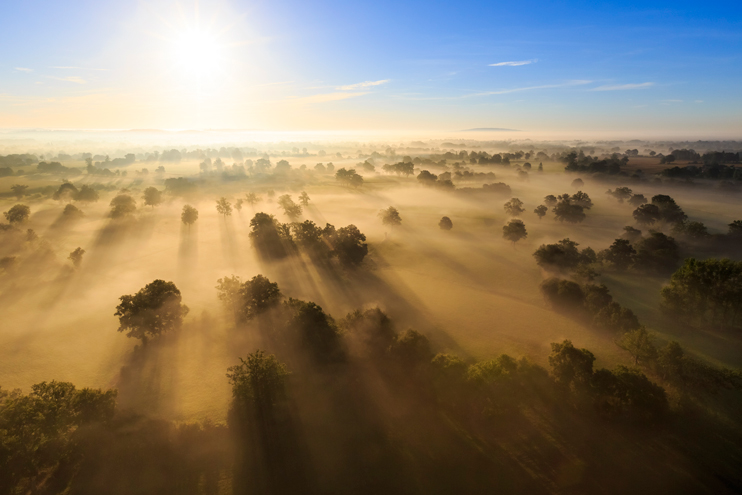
[142,187,163,208]
[540,278,585,310]
[63,204,83,217]
[390,329,432,370]
[333,224,368,266]
[341,308,396,358]
[240,275,282,321]
[245,192,260,206]
[227,350,290,411]
[534,205,547,220]
[728,220,742,237]
[544,194,557,207]
[10,184,27,199]
[621,226,642,243]
[533,238,584,271]
[216,197,232,218]
[601,239,636,270]
[114,279,189,344]
[249,212,293,258]
[617,327,657,365]
[53,182,78,201]
[632,203,661,226]
[216,275,243,322]
[502,219,527,244]
[181,205,198,229]
[570,191,593,209]
[283,298,344,363]
[379,206,402,228]
[607,187,632,203]
[74,184,99,202]
[628,193,647,207]
[335,168,364,187]
[553,197,586,223]
[634,232,680,272]
[439,216,453,230]
[4,204,30,224]
[109,194,136,218]
[298,191,310,206]
[503,198,525,216]
[277,195,302,219]
[235,199,244,212]
[549,340,595,389]
[651,194,687,224]
[571,178,584,188]
[68,247,85,267]
[671,220,709,240]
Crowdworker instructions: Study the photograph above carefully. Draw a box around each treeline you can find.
[661,258,742,330]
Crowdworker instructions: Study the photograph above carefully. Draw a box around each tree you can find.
[632,203,661,226]
[142,187,163,208]
[332,224,368,266]
[651,194,687,224]
[503,198,525,216]
[617,327,657,365]
[215,275,243,321]
[277,194,302,219]
[283,298,344,363]
[628,194,647,207]
[4,204,30,224]
[68,247,85,267]
[534,205,547,220]
[249,212,293,258]
[234,199,243,212]
[621,226,642,243]
[728,220,742,237]
[390,329,432,369]
[53,182,78,201]
[439,216,453,230]
[335,168,364,187]
[571,178,584,188]
[341,308,396,358]
[544,195,557,207]
[548,340,595,388]
[533,238,583,271]
[239,275,282,320]
[540,278,585,309]
[114,280,189,344]
[570,191,593,209]
[10,184,27,199]
[671,220,709,240]
[607,187,632,203]
[216,197,232,218]
[538,162,544,172]
[634,232,680,272]
[245,192,260,206]
[502,219,527,245]
[553,196,586,223]
[181,205,198,229]
[298,191,310,206]
[379,206,402,228]
[110,194,136,218]
[63,204,84,217]
[291,220,327,256]
[227,350,290,410]
[74,184,99,202]
[601,239,636,270]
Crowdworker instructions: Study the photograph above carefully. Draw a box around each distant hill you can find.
[458,127,521,132]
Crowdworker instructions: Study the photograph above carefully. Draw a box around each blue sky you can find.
[1,0,740,135]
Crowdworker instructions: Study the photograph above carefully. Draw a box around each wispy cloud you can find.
[662,99,683,103]
[49,76,87,84]
[290,92,369,104]
[489,59,537,67]
[14,67,33,72]
[591,82,654,91]
[51,66,107,71]
[471,79,592,96]
[336,79,389,90]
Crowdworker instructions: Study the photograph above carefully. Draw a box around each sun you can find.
[171,27,224,78]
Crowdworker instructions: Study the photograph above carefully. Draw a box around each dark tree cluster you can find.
[597,231,680,273]
[661,258,742,330]
[533,238,596,277]
[563,150,627,175]
[381,162,415,176]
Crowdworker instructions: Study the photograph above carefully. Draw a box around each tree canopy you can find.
[114,280,189,344]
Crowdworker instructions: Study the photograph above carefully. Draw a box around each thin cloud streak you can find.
[51,66,107,71]
[591,82,654,91]
[471,79,592,96]
[48,76,87,84]
[336,79,390,90]
[489,59,537,67]
[14,67,33,72]
[289,91,369,104]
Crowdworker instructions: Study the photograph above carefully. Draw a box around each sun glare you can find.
[172,28,223,77]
